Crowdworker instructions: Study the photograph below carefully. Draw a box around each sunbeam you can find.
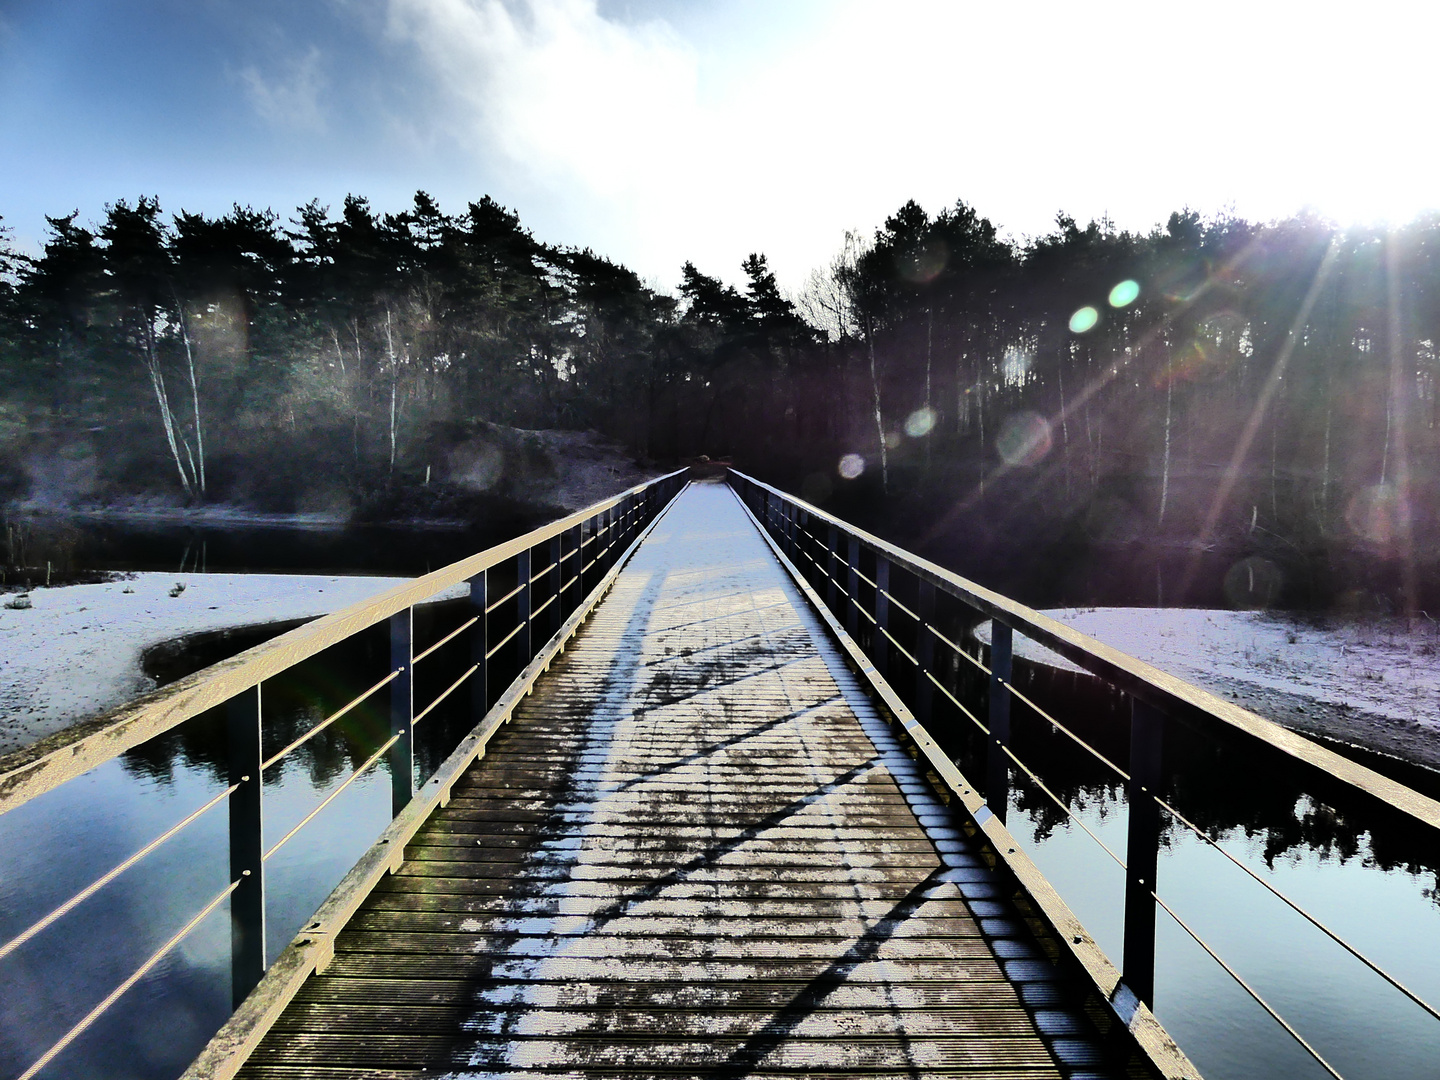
[1175,235,1344,602]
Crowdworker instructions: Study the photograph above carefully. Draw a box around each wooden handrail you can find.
[0,468,689,816]
[727,468,1440,834]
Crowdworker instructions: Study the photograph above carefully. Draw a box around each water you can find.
[0,601,486,1079]
[949,665,1440,1080]
[3,509,1437,1078]
[3,510,547,579]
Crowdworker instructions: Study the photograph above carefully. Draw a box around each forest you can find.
[0,191,1437,610]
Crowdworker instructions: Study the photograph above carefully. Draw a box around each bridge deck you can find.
[238,483,1108,1078]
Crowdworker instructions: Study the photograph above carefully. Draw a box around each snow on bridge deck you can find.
[238,482,1110,1078]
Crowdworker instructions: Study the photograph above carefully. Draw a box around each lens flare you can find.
[996,412,1053,467]
[1222,556,1284,609]
[1069,306,1099,333]
[1108,280,1140,307]
[904,407,936,437]
[1345,484,1403,545]
[838,453,865,480]
[899,240,949,284]
[1157,340,1210,386]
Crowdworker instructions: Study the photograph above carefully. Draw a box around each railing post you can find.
[516,548,532,663]
[827,525,839,611]
[389,608,413,816]
[470,571,488,720]
[563,525,579,617]
[548,533,563,638]
[915,579,936,726]
[227,685,265,1009]
[986,621,1012,822]
[846,536,860,636]
[873,556,890,679]
[1124,699,1164,1007]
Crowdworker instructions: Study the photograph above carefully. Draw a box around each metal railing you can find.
[729,468,1440,1080]
[0,468,689,1080]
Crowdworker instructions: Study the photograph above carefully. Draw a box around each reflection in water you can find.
[949,661,1440,1080]
[3,588,1439,1079]
[0,598,488,1080]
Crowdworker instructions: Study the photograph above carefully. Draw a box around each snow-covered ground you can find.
[978,608,1440,772]
[0,573,465,756]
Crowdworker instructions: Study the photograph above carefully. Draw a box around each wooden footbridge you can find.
[3,469,1439,1080]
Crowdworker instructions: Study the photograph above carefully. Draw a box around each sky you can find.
[1,0,1437,294]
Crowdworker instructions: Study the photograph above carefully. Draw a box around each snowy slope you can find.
[0,573,466,755]
[978,608,1440,770]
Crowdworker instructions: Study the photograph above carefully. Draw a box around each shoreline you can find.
[0,572,466,756]
[977,607,1440,774]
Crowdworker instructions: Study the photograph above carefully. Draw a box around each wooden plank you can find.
[223,485,1115,1079]
[733,481,1200,1079]
[242,1034,1069,1071]
[182,483,689,1080]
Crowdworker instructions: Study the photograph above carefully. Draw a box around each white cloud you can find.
[239,45,328,132]
[384,0,1440,291]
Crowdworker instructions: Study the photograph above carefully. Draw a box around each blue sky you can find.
[3,1,1437,292]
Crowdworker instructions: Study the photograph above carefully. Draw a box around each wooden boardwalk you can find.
[239,483,1112,1078]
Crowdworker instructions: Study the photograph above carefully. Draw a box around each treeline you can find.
[0,192,1437,605]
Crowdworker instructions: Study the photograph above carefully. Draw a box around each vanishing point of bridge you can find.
[233,482,1103,1076]
[3,469,1437,1079]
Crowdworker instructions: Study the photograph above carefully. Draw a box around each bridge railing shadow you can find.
[728,467,1440,1080]
[0,469,691,1080]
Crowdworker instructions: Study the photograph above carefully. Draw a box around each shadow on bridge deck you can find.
[236,483,1119,1078]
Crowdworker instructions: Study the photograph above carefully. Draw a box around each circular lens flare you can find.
[904,407,936,437]
[1222,556,1284,609]
[996,412,1053,467]
[838,453,865,480]
[1108,280,1140,307]
[1069,306,1099,333]
[1345,484,1404,545]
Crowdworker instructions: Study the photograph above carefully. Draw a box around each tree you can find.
[99,197,206,496]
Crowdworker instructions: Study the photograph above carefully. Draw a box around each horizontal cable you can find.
[878,625,918,668]
[925,622,991,675]
[484,620,526,661]
[413,665,479,727]
[412,616,478,665]
[531,592,557,619]
[17,877,240,1080]
[848,594,878,628]
[1001,677,1131,783]
[885,591,921,624]
[1154,793,1440,1024]
[1151,889,1344,1079]
[0,783,238,963]
[264,732,401,862]
[484,581,525,615]
[998,740,1129,873]
[262,670,400,772]
[922,669,989,735]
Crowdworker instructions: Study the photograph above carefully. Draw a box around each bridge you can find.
[1,469,1437,1079]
